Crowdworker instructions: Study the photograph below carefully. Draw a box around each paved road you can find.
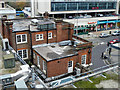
[88,35,120,46]
[79,35,119,69]
[91,44,107,69]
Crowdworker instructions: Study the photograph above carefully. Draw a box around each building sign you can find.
[110,24,113,27]
[91,27,93,30]
[88,21,96,24]
[104,25,106,28]
[97,25,100,29]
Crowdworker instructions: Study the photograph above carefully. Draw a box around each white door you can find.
[68,61,73,73]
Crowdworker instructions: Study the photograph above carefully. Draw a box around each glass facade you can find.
[37,23,55,30]
[51,2,116,11]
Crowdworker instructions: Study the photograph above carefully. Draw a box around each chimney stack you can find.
[43,11,49,20]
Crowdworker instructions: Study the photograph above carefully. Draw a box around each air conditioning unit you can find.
[2,38,9,51]
[75,67,81,75]
[31,19,38,26]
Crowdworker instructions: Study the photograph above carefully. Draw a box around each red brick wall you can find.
[33,46,92,78]
[16,31,31,60]
[56,23,63,42]
[46,48,92,77]
[78,48,92,64]
[32,31,47,46]
[48,30,57,43]
[0,20,2,36]
[47,55,78,77]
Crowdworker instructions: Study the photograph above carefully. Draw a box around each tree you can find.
[16,0,26,10]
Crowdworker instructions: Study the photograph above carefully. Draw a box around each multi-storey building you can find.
[30,0,119,18]
[1,14,93,78]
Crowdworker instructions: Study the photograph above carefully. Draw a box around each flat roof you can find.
[12,19,56,32]
[12,19,31,32]
[33,39,85,61]
[34,43,79,61]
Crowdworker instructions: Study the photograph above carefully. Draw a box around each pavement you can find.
[111,49,119,63]
[79,28,120,39]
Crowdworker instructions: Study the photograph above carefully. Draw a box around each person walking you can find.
[101,52,104,59]
[109,48,112,56]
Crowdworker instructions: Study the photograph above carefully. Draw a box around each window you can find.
[48,32,52,39]
[36,34,43,41]
[33,52,36,59]
[43,60,47,74]
[68,61,73,67]
[17,49,28,59]
[37,56,40,68]
[16,34,27,44]
[81,55,86,65]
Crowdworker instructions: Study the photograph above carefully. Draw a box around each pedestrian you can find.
[109,48,112,55]
[109,31,111,34]
[101,52,104,58]
[107,42,110,47]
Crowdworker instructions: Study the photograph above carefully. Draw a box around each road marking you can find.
[100,74,106,78]
[87,78,93,83]
[112,69,118,75]
[71,84,77,88]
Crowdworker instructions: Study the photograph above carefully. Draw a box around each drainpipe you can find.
[68,24,70,40]
[47,25,48,44]
[31,65,35,88]
[29,25,33,63]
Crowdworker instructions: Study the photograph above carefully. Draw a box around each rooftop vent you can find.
[31,19,38,26]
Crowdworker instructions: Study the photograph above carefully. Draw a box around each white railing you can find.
[50,62,118,88]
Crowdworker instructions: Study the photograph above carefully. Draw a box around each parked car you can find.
[112,31,120,36]
[79,15,84,18]
[109,38,120,44]
[99,33,110,38]
[74,16,79,19]
[68,16,73,19]
[84,14,92,18]
[97,14,103,17]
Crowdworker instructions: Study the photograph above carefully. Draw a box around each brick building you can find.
[0,15,93,78]
[1,16,73,62]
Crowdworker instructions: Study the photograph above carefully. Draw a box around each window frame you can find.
[81,55,87,65]
[48,32,52,39]
[16,34,27,44]
[36,34,44,41]
[17,49,28,59]
[43,60,47,74]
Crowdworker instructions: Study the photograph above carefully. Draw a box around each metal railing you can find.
[50,62,118,88]
[0,33,27,65]
[9,46,27,65]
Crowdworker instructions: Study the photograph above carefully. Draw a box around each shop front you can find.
[107,21,116,30]
[74,26,89,35]
[87,21,97,32]
[116,20,120,28]
[97,21,107,31]
[74,22,97,35]
[97,20,118,31]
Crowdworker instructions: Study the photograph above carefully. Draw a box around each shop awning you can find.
[74,27,89,30]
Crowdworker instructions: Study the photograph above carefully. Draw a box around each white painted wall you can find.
[37,0,51,14]
[116,0,120,14]
[31,0,118,15]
